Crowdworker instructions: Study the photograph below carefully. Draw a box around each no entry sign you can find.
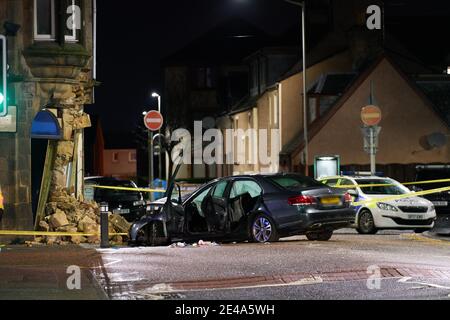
[361,105,382,126]
[144,110,164,131]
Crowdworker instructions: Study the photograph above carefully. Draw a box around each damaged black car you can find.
[129,168,356,245]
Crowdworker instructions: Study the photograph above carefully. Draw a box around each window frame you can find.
[34,0,56,41]
[229,179,263,199]
[112,152,119,163]
[128,151,137,163]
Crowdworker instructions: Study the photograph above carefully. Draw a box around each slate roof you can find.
[416,80,450,126]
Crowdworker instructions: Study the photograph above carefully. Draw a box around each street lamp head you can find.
[151,92,160,98]
[142,111,148,116]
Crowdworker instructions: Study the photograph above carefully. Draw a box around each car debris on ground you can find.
[169,240,220,248]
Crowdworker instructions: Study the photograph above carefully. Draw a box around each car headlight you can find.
[133,200,145,206]
[429,205,435,212]
[377,202,398,212]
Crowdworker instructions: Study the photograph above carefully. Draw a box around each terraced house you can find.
[0,0,97,232]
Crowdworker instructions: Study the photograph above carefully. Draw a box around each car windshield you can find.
[356,179,410,195]
[269,175,325,190]
[92,181,142,201]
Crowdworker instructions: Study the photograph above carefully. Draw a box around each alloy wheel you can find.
[358,210,376,234]
[252,216,273,243]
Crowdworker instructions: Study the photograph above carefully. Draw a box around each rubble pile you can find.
[35,189,131,245]
[32,82,131,246]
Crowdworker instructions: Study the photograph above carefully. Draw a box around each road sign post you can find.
[361,105,382,175]
[144,111,164,201]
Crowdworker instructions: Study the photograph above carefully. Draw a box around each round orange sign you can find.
[361,105,382,126]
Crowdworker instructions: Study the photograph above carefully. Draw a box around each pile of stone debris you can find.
[34,188,131,246]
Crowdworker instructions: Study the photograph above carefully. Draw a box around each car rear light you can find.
[288,195,317,206]
[344,193,353,203]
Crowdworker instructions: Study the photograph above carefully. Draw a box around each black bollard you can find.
[100,202,109,248]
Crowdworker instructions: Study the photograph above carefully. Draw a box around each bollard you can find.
[100,202,109,248]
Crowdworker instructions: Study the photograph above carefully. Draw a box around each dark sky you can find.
[91,0,450,136]
[92,0,300,134]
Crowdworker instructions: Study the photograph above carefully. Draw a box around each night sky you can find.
[92,0,299,136]
[91,0,450,138]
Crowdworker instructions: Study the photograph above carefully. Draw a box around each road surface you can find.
[90,230,450,300]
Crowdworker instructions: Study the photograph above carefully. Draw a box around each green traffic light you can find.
[0,92,4,105]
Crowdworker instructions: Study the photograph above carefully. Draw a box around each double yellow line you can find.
[0,230,128,237]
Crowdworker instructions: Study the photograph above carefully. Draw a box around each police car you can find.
[318,174,437,234]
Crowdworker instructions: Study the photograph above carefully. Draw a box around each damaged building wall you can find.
[0,0,123,243]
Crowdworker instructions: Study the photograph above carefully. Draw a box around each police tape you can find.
[351,185,450,207]
[336,178,450,189]
[0,230,128,237]
[91,185,166,193]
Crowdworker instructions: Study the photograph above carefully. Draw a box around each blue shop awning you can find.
[31,109,62,140]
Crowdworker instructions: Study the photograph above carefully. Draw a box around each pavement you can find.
[0,244,107,300]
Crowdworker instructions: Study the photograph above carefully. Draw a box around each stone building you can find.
[0,0,96,232]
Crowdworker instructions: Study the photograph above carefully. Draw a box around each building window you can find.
[308,97,318,124]
[34,0,56,41]
[34,0,81,42]
[112,152,119,163]
[129,151,137,163]
[195,67,214,89]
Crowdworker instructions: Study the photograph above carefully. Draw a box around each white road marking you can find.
[398,277,450,290]
[103,258,122,267]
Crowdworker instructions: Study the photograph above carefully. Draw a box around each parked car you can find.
[318,175,437,234]
[129,173,356,246]
[413,165,450,233]
[84,177,147,223]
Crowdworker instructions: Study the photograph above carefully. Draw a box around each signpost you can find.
[144,110,164,201]
[361,105,382,175]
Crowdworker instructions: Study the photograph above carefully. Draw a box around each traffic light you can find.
[0,34,7,117]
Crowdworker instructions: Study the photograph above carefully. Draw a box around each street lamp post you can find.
[152,92,163,180]
[285,0,309,176]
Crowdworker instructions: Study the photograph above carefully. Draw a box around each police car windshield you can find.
[356,179,410,195]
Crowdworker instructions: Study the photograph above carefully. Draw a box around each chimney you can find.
[332,0,384,71]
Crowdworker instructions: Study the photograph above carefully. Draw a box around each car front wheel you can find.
[250,214,279,243]
[357,210,378,235]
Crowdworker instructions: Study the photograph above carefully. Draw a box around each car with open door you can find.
[129,170,356,245]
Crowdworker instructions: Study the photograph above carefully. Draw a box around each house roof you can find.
[415,79,450,126]
[281,54,450,158]
[280,31,436,82]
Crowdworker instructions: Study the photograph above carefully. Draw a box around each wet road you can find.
[90,230,450,300]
